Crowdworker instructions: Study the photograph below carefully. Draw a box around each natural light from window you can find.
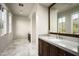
[71,13,79,34]
[58,17,66,33]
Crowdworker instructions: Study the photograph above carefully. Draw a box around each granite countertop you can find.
[39,35,79,56]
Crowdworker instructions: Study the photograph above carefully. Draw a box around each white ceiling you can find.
[6,3,35,16]
[6,3,52,16]
[6,3,79,16]
[52,3,79,13]
[40,3,52,7]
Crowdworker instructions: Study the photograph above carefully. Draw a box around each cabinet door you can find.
[38,39,43,56]
[58,48,65,56]
[49,44,58,56]
[65,51,75,56]
[58,48,75,56]
[42,41,50,56]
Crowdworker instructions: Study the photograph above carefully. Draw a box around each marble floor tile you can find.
[0,39,38,56]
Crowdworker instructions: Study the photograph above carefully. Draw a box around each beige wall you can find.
[36,4,48,35]
[29,4,48,55]
[31,13,36,43]
[29,4,48,42]
[29,4,37,44]
[13,15,30,39]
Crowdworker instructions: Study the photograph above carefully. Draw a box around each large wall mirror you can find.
[49,3,79,36]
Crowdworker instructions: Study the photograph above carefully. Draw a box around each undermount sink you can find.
[49,39,61,42]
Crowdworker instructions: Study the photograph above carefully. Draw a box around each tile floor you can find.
[0,39,38,56]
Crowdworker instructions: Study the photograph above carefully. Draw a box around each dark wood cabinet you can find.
[38,38,75,56]
[58,48,66,56]
[42,40,50,56]
[49,44,58,56]
[39,39,50,56]
[39,39,43,56]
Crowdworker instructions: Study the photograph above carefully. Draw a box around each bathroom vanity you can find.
[38,35,79,56]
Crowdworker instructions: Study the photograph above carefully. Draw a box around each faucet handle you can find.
[59,36,63,39]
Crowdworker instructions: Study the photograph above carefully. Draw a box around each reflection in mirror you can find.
[58,16,66,33]
[50,3,79,35]
[50,7,57,32]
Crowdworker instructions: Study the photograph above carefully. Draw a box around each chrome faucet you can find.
[59,35,63,39]
[56,35,59,39]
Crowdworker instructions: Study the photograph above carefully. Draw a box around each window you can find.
[0,6,2,35]
[71,13,79,34]
[2,8,7,35]
[0,5,7,36]
[8,12,12,33]
[58,17,66,33]
[0,4,12,36]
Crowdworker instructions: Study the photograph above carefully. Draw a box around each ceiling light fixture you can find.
[19,3,24,7]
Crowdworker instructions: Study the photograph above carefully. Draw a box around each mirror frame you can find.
[48,3,79,38]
